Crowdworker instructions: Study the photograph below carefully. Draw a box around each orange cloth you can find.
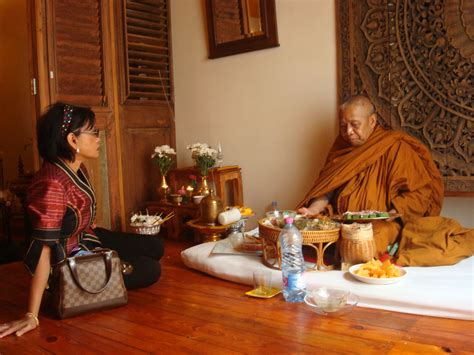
[397,217,474,266]
[297,126,473,265]
[297,126,444,218]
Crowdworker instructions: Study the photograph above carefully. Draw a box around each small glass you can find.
[253,270,272,296]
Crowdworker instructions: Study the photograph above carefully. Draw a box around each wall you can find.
[172,0,473,228]
[0,0,34,186]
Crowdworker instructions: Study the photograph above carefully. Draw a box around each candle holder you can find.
[157,175,169,202]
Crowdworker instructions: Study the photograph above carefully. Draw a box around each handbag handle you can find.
[67,250,114,294]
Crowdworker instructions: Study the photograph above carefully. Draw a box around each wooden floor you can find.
[0,239,473,354]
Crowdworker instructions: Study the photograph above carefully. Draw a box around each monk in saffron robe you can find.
[297,96,473,266]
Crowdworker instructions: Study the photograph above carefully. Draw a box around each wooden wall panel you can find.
[121,126,173,217]
[337,0,473,194]
[115,0,175,220]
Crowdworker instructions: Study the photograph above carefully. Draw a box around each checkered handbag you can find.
[51,249,128,319]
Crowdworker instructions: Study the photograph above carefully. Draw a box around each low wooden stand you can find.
[186,219,230,243]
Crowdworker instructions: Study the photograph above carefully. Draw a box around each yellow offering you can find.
[239,206,254,217]
[355,259,401,278]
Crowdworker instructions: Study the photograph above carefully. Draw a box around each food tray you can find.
[331,212,402,223]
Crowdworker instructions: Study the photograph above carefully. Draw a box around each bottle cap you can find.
[284,217,293,224]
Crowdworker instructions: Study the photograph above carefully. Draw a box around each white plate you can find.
[349,263,407,285]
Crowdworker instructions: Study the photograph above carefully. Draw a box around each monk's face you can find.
[340,104,377,146]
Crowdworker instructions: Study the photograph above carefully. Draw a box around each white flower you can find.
[187,142,218,176]
[130,212,162,226]
[152,145,176,159]
[186,143,217,158]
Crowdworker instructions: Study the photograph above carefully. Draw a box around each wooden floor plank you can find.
[0,240,471,354]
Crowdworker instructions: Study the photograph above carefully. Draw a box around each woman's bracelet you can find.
[25,312,39,327]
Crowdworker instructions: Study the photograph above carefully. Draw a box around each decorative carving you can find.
[338,0,473,193]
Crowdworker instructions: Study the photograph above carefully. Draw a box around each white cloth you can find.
[181,240,474,320]
[218,208,241,225]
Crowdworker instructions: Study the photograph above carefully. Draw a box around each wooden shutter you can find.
[116,0,175,223]
[48,0,106,106]
[123,0,171,102]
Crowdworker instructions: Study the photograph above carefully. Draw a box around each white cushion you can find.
[181,239,474,320]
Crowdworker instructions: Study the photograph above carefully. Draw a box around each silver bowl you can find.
[130,224,161,235]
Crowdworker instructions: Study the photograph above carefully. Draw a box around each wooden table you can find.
[0,240,472,353]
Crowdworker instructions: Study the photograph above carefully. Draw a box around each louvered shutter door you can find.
[50,0,106,106]
[124,0,171,102]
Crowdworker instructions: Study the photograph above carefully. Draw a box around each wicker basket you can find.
[258,219,340,271]
[339,223,376,268]
[130,224,161,236]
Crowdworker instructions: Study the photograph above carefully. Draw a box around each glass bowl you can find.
[304,288,358,316]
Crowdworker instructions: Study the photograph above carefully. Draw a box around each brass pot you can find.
[200,191,223,225]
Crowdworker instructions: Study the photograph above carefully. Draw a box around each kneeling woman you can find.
[0,103,164,338]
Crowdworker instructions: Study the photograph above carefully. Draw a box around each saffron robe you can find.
[25,160,102,274]
[298,126,473,266]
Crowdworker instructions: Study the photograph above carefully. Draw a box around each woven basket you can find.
[258,219,340,270]
[130,224,161,236]
[339,223,376,266]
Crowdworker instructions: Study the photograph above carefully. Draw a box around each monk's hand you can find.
[297,206,323,217]
[297,207,307,215]
[386,209,398,222]
[0,313,39,338]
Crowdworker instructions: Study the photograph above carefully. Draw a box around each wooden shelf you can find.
[168,165,243,207]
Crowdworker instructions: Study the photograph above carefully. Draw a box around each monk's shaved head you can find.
[340,95,375,117]
[339,95,377,146]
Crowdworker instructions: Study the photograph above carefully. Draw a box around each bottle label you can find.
[286,272,305,291]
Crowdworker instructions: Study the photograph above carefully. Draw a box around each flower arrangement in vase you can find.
[186,143,217,196]
[151,145,176,200]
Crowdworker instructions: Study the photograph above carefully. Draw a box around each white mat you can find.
[181,240,474,320]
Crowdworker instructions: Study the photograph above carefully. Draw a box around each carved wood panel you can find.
[337,0,473,194]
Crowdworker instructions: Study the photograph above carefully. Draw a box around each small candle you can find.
[186,185,194,198]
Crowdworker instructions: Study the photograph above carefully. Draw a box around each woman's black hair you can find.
[37,102,96,162]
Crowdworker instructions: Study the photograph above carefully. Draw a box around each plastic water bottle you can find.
[279,217,306,302]
[271,201,278,212]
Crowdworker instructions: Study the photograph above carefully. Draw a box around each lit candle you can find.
[186,185,194,198]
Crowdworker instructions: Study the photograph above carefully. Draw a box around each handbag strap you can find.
[67,250,114,294]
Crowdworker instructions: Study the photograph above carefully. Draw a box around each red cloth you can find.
[25,160,101,274]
